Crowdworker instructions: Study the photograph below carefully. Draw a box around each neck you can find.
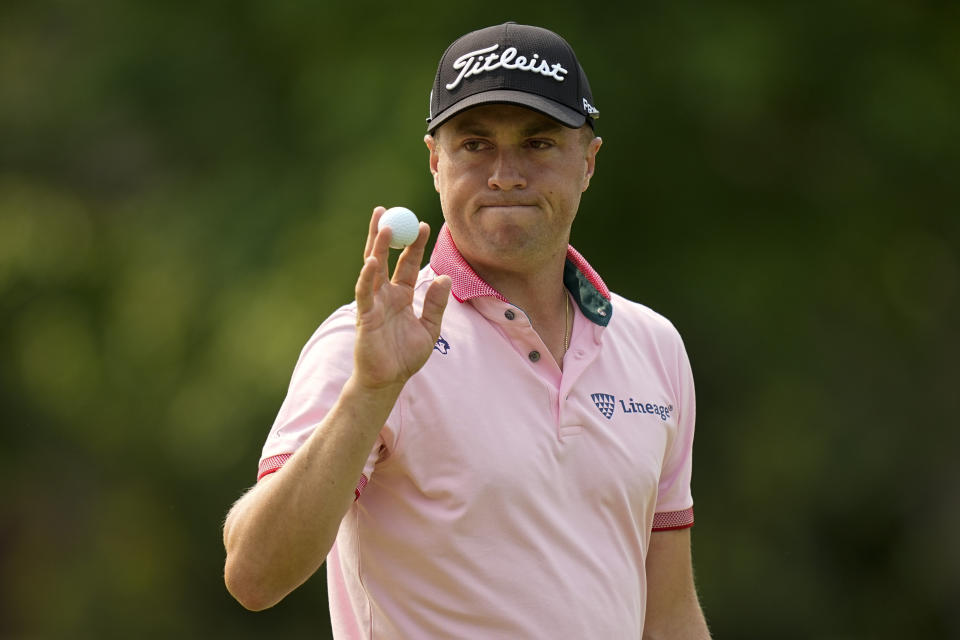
[476,254,566,320]
[474,255,572,368]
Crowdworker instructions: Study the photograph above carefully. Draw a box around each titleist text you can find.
[446,44,568,90]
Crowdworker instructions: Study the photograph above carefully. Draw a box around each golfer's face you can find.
[427,104,600,274]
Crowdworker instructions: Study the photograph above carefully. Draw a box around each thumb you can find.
[419,275,451,339]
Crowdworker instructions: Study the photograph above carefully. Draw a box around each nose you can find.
[488,148,526,191]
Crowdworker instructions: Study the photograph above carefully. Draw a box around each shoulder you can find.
[288,302,359,378]
[609,292,685,345]
[304,301,358,345]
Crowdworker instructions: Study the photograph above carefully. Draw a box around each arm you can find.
[643,528,711,640]
[222,208,451,611]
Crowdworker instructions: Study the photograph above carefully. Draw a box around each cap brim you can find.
[427,89,587,133]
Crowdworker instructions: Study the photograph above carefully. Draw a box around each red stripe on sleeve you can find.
[652,507,694,531]
[354,474,368,501]
[257,453,292,481]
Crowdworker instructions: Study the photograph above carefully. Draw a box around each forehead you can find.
[441,104,570,137]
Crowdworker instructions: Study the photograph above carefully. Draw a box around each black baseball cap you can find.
[426,22,599,134]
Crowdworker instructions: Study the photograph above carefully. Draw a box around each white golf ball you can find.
[378,206,420,249]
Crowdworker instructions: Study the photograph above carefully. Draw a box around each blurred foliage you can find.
[1,1,958,638]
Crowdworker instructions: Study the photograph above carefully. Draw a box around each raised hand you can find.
[353,207,451,391]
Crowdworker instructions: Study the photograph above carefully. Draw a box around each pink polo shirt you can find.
[259,225,696,638]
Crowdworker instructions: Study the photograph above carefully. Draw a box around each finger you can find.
[355,256,380,317]
[363,207,386,260]
[370,224,394,286]
[419,274,451,339]
[391,222,431,285]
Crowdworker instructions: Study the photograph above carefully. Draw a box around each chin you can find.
[483,222,536,247]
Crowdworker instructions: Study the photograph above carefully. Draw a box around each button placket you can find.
[486,301,553,371]
[500,306,539,365]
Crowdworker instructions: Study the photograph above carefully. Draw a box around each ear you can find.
[425,134,441,193]
[581,136,602,192]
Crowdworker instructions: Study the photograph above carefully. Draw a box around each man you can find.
[224,22,710,639]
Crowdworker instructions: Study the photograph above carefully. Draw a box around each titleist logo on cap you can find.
[446,43,568,90]
[427,23,597,133]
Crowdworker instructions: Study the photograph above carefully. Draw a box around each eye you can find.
[462,139,489,152]
[526,139,555,150]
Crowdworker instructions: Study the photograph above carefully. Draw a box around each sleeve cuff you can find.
[257,454,369,504]
[257,453,292,481]
[652,507,694,531]
[354,474,368,500]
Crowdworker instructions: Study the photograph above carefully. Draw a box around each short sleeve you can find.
[257,304,375,483]
[652,331,696,531]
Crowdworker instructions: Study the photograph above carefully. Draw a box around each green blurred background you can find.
[2,1,957,637]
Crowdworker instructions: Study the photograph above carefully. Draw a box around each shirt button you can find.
[504,309,516,320]
[528,350,541,362]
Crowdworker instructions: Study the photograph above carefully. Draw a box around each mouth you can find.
[477,203,537,210]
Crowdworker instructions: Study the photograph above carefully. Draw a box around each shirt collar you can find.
[429,223,613,326]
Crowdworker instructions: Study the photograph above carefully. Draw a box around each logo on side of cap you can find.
[445,43,569,91]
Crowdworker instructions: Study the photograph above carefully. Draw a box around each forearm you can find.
[223,375,402,610]
[641,598,710,640]
[642,528,711,639]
